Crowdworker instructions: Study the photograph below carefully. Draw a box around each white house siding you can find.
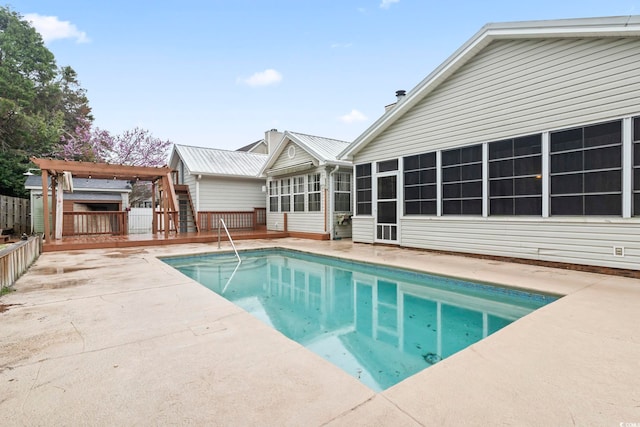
[31,193,50,233]
[271,142,316,170]
[197,177,265,211]
[265,168,329,235]
[350,36,640,270]
[356,37,640,162]
[352,217,374,244]
[400,217,640,270]
[267,212,286,231]
[287,212,326,234]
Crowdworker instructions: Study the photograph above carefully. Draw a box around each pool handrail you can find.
[218,218,241,263]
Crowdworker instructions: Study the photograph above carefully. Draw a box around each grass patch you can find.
[0,286,14,297]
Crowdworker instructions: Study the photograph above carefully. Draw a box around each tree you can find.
[0,6,92,197]
[56,126,172,167]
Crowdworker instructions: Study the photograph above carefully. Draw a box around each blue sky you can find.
[7,0,640,150]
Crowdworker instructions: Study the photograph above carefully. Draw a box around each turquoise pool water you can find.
[162,249,556,391]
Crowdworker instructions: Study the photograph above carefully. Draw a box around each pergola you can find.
[31,158,179,241]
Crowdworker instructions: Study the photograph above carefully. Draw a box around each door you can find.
[376,174,398,242]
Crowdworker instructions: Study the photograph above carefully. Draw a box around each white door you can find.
[376,173,398,242]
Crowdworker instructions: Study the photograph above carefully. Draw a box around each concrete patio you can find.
[1,238,639,426]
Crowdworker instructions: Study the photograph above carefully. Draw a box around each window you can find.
[308,173,321,212]
[355,163,372,215]
[404,152,436,215]
[550,120,622,215]
[489,134,542,215]
[441,144,483,215]
[634,117,640,216]
[293,176,305,212]
[334,172,351,212]
[280,178,290,212]
[377,159,398,173]
[269,180,279,212]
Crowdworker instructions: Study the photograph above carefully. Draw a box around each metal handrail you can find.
[218,218,241,263]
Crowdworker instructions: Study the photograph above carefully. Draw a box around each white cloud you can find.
[380,0,400,9]
[237,69,283,87]
[330,42,353,49]
[24,13,90,44]
[339,109,367,124]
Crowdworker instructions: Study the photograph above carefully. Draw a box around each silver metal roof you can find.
[286,132,351,163]
[173,144,267,178]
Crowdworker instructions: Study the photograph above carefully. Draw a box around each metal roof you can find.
[24,176,131,191]
[260,131,351,176]
[172,144,267,178]
[286,132,351,163]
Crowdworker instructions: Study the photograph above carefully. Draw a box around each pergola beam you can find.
[31,158,178,241]
[31,158,173,181]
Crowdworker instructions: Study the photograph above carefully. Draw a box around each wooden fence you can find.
[199,208,266,231]
[62,211,128,236]
[0,235,42,290]
[0,194,30,235]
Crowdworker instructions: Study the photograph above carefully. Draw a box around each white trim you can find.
[623,117,633,218]
[542,132,550,218]
[482,143,488,218]
[436,151,442,217]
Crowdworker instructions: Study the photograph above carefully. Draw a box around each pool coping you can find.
[1,238,638,426]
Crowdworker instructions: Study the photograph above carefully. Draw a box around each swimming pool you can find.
[162,248,557,391]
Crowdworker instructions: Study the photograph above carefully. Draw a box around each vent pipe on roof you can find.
[395,90,406,101]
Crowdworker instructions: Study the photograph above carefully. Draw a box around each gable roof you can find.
[340,15,640,159]
[236,139,267,152]
[170,144,267,178]
[24,175,131,192]
[260,131,351,175]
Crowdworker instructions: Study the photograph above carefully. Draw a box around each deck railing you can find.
[0,235,42,291]
[62,211,128,236]
[199,209,264,232]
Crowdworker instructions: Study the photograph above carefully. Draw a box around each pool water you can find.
[163,249,556,391]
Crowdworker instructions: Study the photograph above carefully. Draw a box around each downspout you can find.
[328,165,340,240]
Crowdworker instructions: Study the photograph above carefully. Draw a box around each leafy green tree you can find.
[0,6,92,197]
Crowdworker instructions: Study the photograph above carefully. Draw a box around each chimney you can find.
[265,128,283,154]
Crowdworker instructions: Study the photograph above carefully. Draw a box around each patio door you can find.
[376,173,398,242]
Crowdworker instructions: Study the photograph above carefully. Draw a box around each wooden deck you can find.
[42,230,289,252]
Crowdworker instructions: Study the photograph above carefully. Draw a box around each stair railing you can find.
[218,218,241,263]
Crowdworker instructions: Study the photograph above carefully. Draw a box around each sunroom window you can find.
[355,164,372,215]
[550,120,622,215]
[634,117,640,216]
[442,144,482,215]
[404,152,436,215]
[489,134,542,215]
[280,178,290,212]
[269,180,279,212]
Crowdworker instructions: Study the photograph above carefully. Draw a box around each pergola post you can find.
[41,169,50,242]
[55,175,64,240]
[151,180,157,234]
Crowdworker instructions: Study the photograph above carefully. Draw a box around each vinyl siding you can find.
[31,193,51,234]
[400,217,640,270]
[267,212,286,231]
[352,217,374,244]
[357,37,640,162]
[198,177,265,211]
[351,36,640,270]
[266,167,328,235]
[272,141,316,170]
[287,212,326,234]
